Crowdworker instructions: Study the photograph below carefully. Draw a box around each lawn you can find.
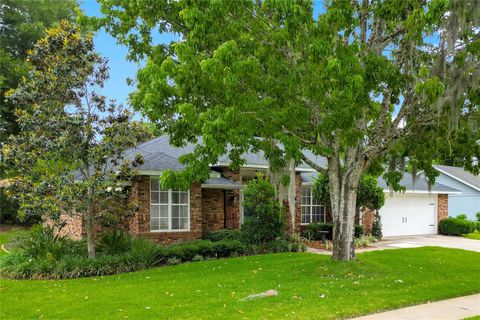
[464,230,480,240]
[1,247,480,320]
[0,227,28,257]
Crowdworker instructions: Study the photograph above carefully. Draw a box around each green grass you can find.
[464,230,480,240]
[0,227,28,257]
[1,247,479,319]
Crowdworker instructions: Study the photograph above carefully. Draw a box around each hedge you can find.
[439,218,475,236]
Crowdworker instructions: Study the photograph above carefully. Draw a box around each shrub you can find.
[301,223,364,240]
[456,214,468,220]
[161,240,246,262]
[96,230,132,255]
[302,223,333,240]
[476,212,480,222]
[192,254,204,262]
[1,232,160,279]
[241,175,284,244]
[354,235,376,248]
[354,225,364,238]
[439,218,475,236]
[0,246,159,280]
[204,229,243,242]
[372,212,383,239]
[19,225,85,260]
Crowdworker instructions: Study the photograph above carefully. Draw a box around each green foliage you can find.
[1,228,305,279]
[476,212,480,222]
[204,229,243,242]
[313,174,385,210]
[0,0,78,225]
[92,0,480,259]
[3,22,152,258]
[372,212,383,239]
[18,225,85,260]
[301,223,363,241]
[354,235,376,248]
[0,226,160,279]
[455,214,468,220]
[439,218,475,236]
[0,0,77,140]
[162,240,246,262]
[96,230,133,255]
[2,248,480,319]
[241,175,284,244]
[355,225,364,238]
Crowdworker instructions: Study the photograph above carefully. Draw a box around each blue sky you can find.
[80,1,139,108]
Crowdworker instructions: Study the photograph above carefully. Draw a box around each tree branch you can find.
[301,151,327,174]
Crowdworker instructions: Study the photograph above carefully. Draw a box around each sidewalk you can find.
[353,293,480,320]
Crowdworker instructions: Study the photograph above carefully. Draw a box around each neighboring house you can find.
[432,165,480,220]
[61,136,459,242]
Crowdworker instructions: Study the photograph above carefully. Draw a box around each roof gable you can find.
[434,165,480,192]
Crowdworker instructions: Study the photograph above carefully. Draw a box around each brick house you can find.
[61,136,458,243]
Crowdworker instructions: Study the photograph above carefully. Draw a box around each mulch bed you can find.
[303,240,332,250]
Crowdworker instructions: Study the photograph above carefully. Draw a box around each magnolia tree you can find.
[4,22,150,259]
[93,0,480,260]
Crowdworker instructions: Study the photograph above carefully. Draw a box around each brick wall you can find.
[361,207,375,235]
[49,212,84,240]
[202,189,225,232]
[128,175,150,235]
[220,168,241,229]
[437,194,448,232]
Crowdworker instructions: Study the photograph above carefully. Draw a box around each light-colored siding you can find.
[435,173,480,220]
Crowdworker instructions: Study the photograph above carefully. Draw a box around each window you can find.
[301,186,325,224]
[150,177,189,231]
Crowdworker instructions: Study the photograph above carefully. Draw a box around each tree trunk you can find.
[287,159,296,235]
[331,186,358,260]
[328,155,363,261]
[85,211,95,259]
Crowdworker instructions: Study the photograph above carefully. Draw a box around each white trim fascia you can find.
[216,162,318,172]
[382,189,461,195]
[302,182,460,194]
[434,166,480,192]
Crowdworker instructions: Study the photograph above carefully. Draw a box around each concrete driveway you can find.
[307,235,480,255]
[369,235,480,253]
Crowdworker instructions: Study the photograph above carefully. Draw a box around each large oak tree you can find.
[94,0,480,260]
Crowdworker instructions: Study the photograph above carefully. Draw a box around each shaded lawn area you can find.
[0,227,28,257]
[464,230,480,240]
[1,247,480,320]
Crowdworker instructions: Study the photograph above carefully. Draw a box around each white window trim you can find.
[149,177,190,232]
[300,186,326,225]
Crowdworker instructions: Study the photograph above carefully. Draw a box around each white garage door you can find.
[379,193,437,237]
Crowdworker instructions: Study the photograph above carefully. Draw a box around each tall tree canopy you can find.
[0,0,77,141]
[94,0,480,260]
[4,22,151,259]
[0,0,78,223]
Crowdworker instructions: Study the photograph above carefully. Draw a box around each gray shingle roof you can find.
[127,135,327,172]
[300,172,459,193]
[434,165,480,191]
[201,177,242,189]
